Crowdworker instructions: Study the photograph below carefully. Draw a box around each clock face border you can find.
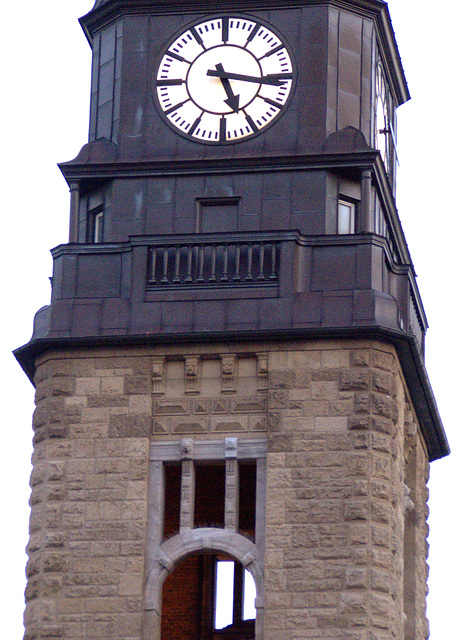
[152,13,297,145]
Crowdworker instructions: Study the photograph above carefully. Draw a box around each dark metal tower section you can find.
[15,0,448,461]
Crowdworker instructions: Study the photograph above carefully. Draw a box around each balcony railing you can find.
[147,239,279,288]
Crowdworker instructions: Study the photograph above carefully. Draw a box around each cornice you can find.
[59,151,379,181]
[84,0,389,23]
[79,0,407,103]
[13,325,449,461]
[81,0,389,35]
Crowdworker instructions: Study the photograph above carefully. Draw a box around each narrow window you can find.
[94,209,104,242]
[243,568,257,621]
[194,462,226,529]
[338,199,356,234]
[215,560,234,629]
[239,460,256,538]
[89,206,104,243]
[163,463,182,540]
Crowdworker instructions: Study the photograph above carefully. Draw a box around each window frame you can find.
[337,198,356,235]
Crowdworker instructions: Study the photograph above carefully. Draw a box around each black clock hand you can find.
[207,68,288,86]
[214,64,240,112]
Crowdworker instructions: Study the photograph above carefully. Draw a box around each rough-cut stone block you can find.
[109,414,150,438]
[75,377,100,396]
[340,370,370,391]
[124,375,151,395]
[345,567,368,589]
[344,500,369,521]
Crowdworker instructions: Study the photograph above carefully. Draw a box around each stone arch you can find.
[144,528,264,640]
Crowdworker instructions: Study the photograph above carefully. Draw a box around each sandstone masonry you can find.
[24,339,429,640]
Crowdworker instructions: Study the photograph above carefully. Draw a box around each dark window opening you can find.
[195,462,226,529]
[163,463,182,540]
[162,459,257,539]
[238,461,256,539]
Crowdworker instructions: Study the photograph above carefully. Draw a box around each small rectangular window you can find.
[93,210,104,243]
[338,199,356,235]
[87,205,105,243]
[196,197,240,233]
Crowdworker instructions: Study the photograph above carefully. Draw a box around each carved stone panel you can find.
[152,353,268,438]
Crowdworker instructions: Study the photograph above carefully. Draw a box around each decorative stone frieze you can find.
[256,353,269,393]
[220,353,237,394]
[152,357,166,396]
[184,355,201,394]
[152,353,268,437]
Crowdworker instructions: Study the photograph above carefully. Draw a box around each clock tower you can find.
[15,1,448,640]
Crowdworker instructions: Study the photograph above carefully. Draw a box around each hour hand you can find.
[213,63,240,112]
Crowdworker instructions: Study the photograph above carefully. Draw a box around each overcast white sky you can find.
[1,1,462,637]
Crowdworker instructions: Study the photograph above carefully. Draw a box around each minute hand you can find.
[207,69,290,86]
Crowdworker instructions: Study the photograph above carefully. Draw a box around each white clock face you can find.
[375,63,391,171]
[154,15,295,144]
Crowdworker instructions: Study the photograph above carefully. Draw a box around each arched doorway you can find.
[161,552,256,640]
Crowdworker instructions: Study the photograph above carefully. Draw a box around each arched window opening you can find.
[161,552,256,640]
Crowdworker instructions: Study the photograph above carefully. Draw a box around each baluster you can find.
[209,245,217,282]
[173,246,181,283]
[185,246,193,283]
[269,243,277,280]
[150,248,157,282]
[185,247,193,283]
[221,245,229,281]
[246,244,253,280]
[258,243,265,280]
[233,244,241,281]
[197,245,205,282]
[161,248,169,283]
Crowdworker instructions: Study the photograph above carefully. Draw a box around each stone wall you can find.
[263,341,429,640]
[26,351,152,640]
[24,339,430,640]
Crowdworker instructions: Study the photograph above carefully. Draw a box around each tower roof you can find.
[81,0,409,105]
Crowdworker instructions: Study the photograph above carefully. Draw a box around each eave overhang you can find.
[13,325,449,462]
[80,0,408,104]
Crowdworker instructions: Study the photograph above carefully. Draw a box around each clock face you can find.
[375,64,391,170]
[154,15,295,144]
